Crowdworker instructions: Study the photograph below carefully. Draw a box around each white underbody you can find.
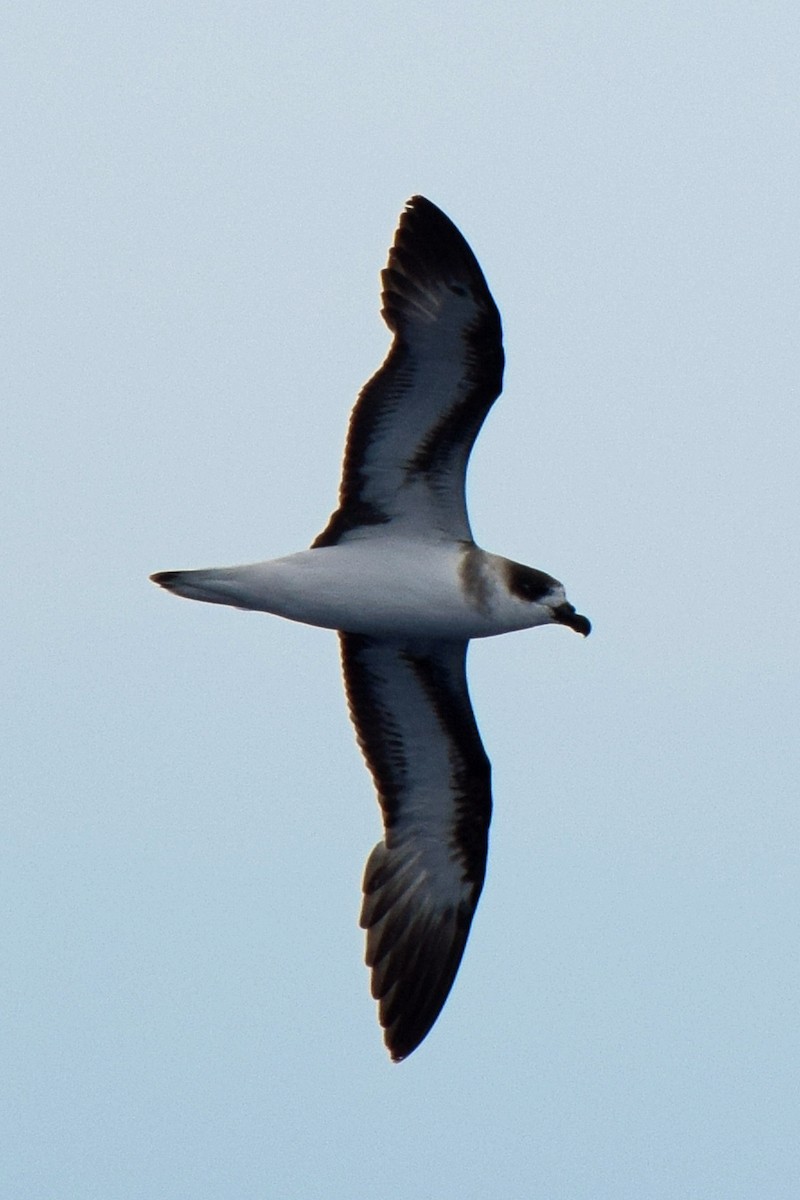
[160,539,564,639]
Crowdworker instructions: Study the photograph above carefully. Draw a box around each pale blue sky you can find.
[5,3,800,1197]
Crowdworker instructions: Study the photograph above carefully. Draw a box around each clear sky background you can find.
[5,3,799,1197]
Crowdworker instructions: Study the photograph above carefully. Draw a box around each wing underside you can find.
[340,633,492,1060]
[313,197,504,548]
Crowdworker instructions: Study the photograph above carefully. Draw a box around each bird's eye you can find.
[507,563,558,604]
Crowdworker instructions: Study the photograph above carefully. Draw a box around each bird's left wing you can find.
[340,633,492,1061]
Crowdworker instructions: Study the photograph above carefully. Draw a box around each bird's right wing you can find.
[313,197,504,548]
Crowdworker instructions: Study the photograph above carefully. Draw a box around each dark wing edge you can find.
[312,197,504,548]
[340,633,492,1061]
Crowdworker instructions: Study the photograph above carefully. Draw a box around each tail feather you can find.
[149,568,248,607]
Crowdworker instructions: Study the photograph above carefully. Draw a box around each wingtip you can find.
[360,840,479,1064]
[398,195,463,241]
[404,193,437,213]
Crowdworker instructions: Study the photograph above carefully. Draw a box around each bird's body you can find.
[155,541,573,640]
[151,196,589,1061]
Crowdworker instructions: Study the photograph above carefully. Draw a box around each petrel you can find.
[151,196,590,1061]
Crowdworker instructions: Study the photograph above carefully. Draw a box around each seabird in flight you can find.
[151,196,590,1061]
